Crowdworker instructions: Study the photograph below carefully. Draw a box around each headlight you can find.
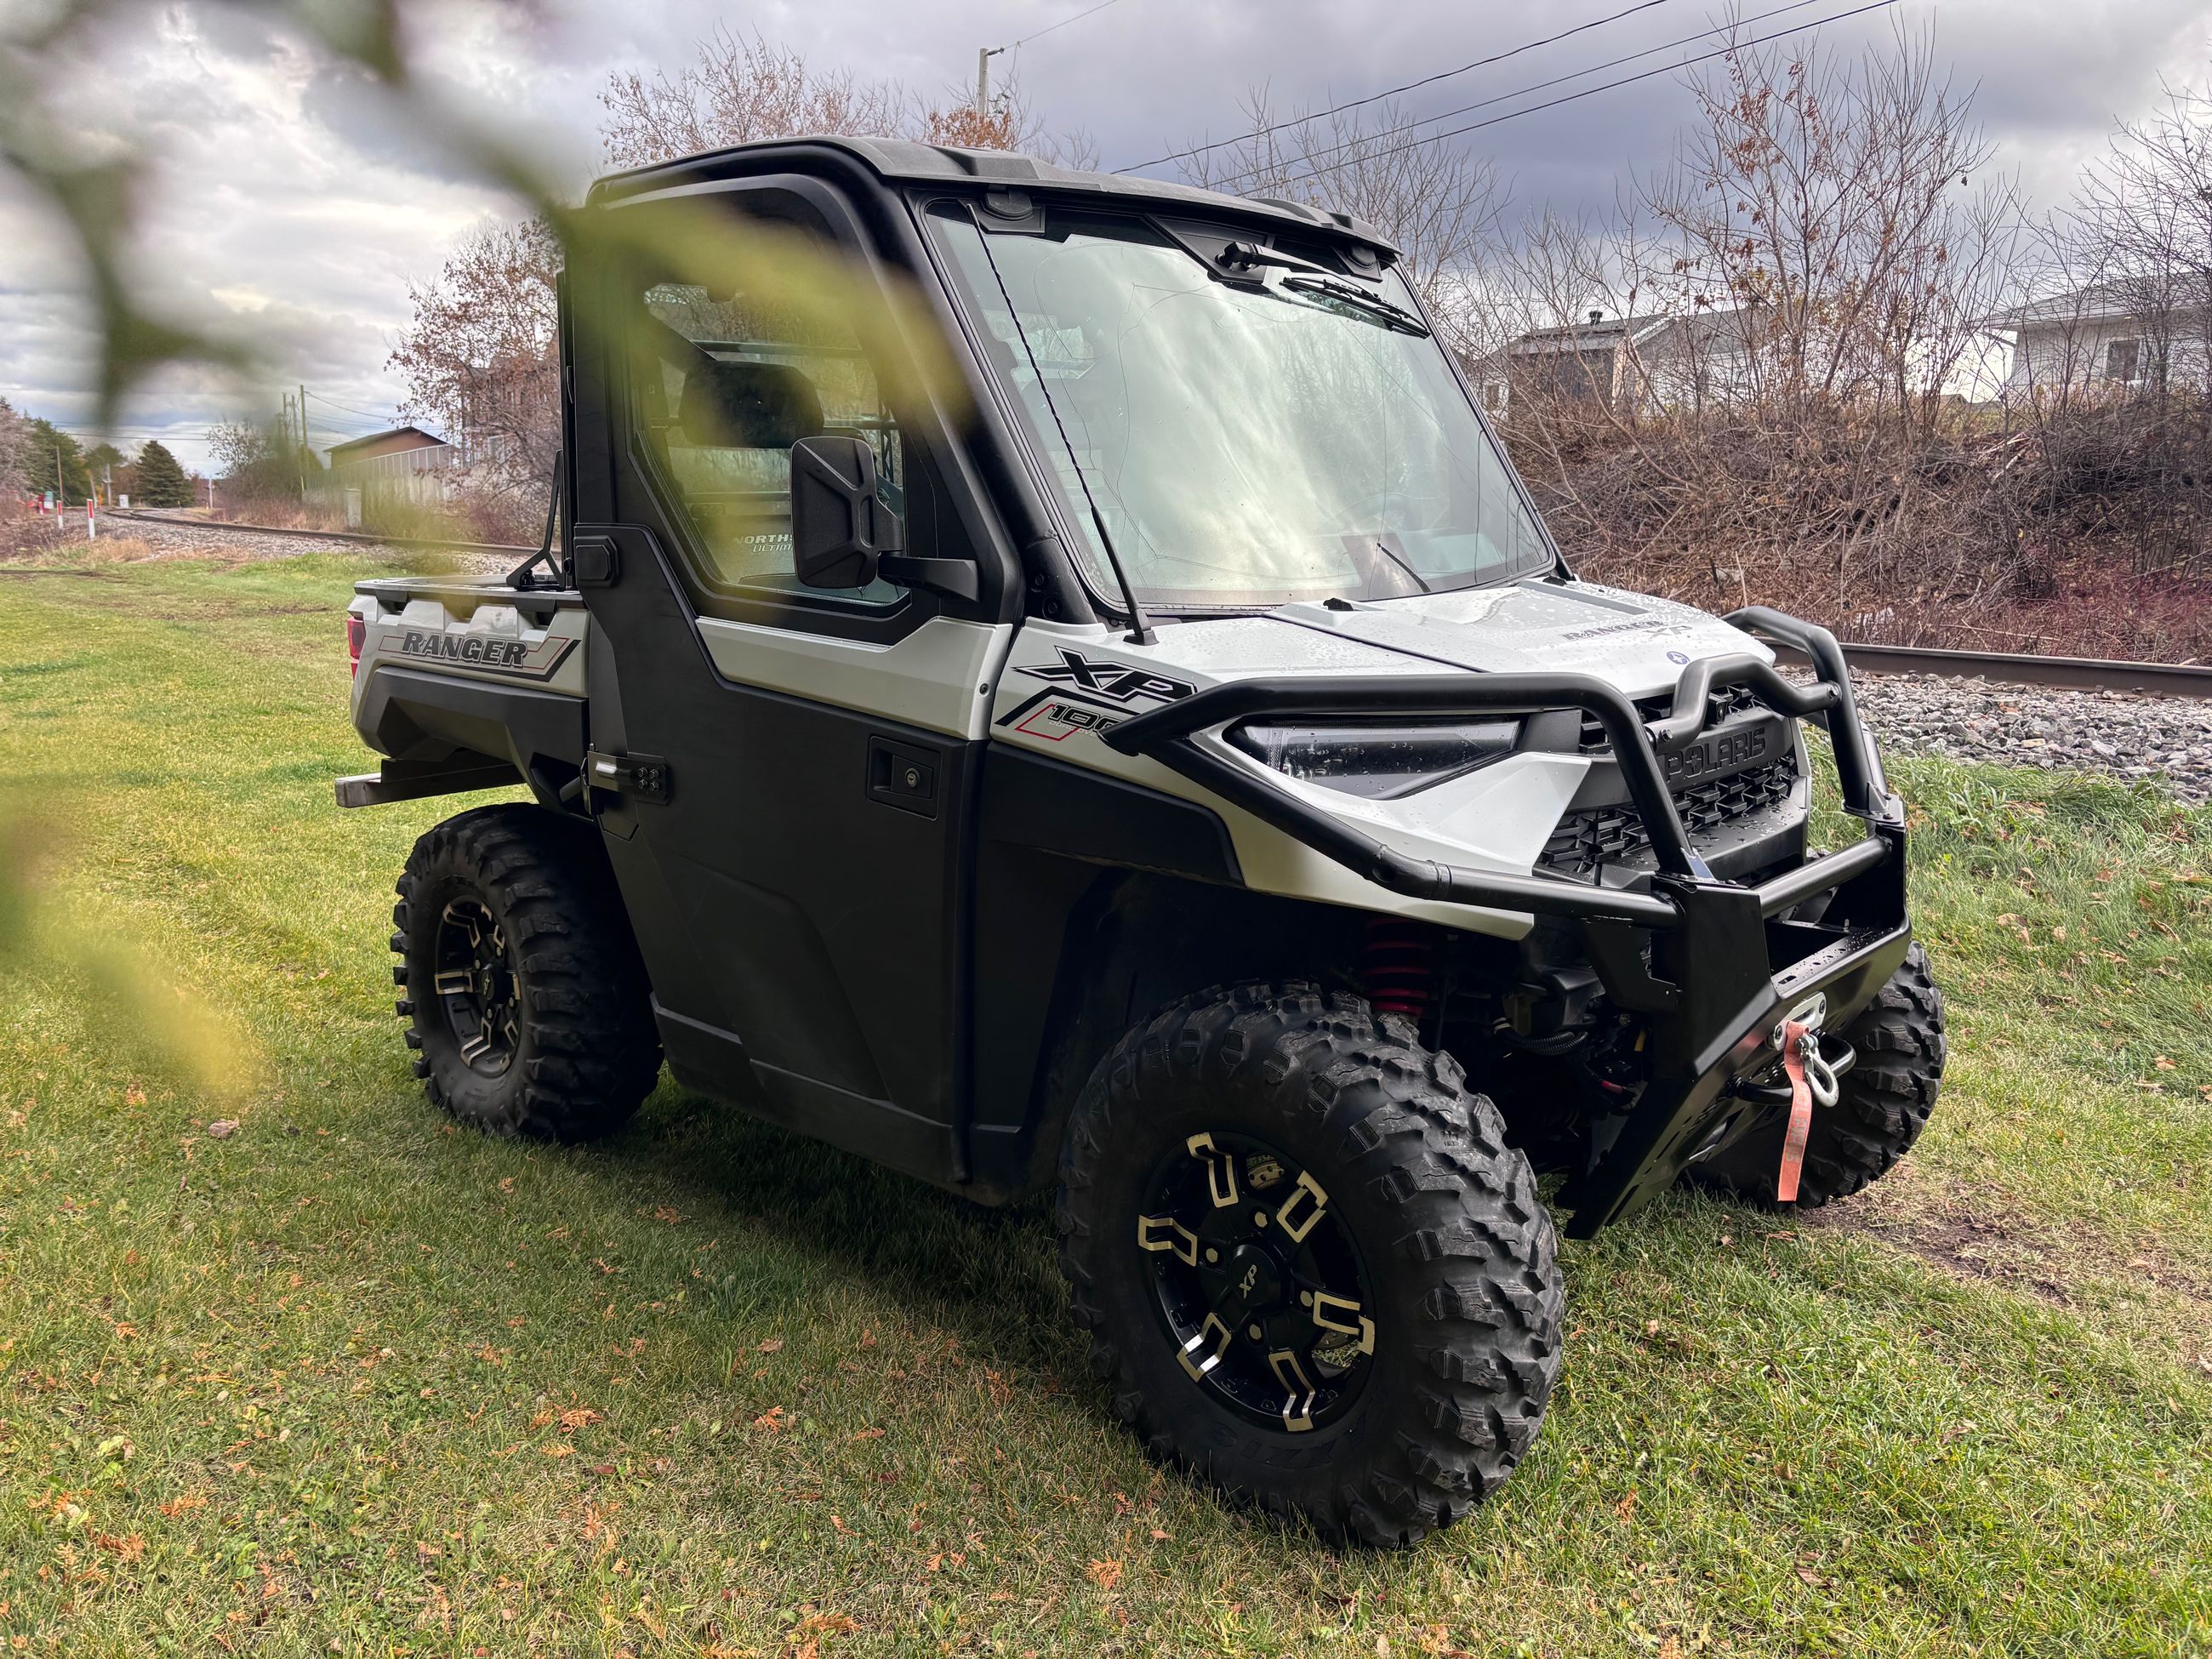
[1225,717,1523,799]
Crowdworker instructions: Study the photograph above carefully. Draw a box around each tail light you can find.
[346,613,366,680]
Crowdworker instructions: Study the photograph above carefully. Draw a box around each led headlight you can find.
[1225,717,1524,799]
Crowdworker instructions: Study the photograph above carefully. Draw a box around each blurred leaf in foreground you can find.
[0,806,258,1103]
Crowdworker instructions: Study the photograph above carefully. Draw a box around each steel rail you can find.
[1776,640,2212,701]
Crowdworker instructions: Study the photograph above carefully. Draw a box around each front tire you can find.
[392,804,661,1139]
[1056,982,1563,1548]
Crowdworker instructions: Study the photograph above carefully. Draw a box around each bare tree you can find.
[386,217,562,526]
[1630,18,2018,432]
[2067,80,2212,394]
[1474,21,2053,640]
[2018,77,2212,573]
[599,30,909,168]
[598,25,1094,171]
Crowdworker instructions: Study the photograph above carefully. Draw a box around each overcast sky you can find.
[4,0,2209,470]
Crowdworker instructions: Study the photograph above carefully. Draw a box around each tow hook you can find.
[1771,993,1839,1202]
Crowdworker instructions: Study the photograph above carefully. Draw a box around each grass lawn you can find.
[2,550,2209,1657]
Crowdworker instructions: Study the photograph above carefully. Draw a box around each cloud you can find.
[3,0,2210,470]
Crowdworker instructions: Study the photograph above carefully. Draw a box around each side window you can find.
[628,240,910,613]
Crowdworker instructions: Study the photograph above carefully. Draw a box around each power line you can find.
[1266,0,1898,191]
[307,390,402,423]
[1004,0,1120,50]
[1206,0,1831,189]
[1115,0,1685,174]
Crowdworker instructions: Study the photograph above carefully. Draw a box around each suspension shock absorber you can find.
[1362,917,1438,1027]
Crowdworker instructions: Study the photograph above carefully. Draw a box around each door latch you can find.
[585,749,670,803]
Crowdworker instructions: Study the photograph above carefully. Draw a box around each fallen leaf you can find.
[653,1206,681,1223]
[557,1406,602,1433]
[758,1338,784,1354]
[123,1085,146,1107]
[753,1405,792,1432]
[851,1428,885,1442]
[539,1443,574,1458]
[1087,1559,1123,1592]
[498,1177,515,1194]
[2154,1056,2177,1071]
[206,1120,239,1140]
[1615,1489,1638,1522]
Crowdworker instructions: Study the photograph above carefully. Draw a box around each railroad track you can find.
[94,510,2212,700]
[1766,641,2212,700]
[103,506,536,556]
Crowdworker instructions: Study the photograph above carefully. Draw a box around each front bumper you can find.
[1102,605,1910,1236]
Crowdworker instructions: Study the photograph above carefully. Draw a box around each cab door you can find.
[565,175,1015,1182]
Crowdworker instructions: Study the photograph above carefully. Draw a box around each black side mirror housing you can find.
[790,435,901,590]
[789,435,981,603]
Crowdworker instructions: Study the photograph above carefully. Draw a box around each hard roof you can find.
[326,425,445,459]
[590,134,1400,259]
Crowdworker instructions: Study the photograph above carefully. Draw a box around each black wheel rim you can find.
[1137,1130,1377,1434]
[432,897,520,1076]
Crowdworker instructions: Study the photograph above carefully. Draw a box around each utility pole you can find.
[298,384,310,503]
[975,44,1004,117]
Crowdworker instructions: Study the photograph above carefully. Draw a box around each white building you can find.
[1986,285,2212,399]
[1474,309,1755,419]
[323,425,459,507]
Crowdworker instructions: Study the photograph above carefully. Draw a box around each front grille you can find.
[1577,684,1767,753]
[1539,758,1799,881]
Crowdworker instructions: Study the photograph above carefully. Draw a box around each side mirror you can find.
[789,434,982,604]
[790,435,901,590]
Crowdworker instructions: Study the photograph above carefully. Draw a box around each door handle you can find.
[867,737,939,819]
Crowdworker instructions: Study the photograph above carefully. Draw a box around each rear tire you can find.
[1056,982,1564,1548]
[392,804,661,1139]
[1693,941,1946,1209]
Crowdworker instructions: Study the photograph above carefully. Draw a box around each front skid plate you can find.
[1561,917,1913,1237]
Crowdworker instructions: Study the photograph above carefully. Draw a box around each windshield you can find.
[929,206,1552,613]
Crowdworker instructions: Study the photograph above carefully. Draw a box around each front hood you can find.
[1256,579,1770,699]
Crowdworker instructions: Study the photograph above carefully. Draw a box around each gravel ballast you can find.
[1849,673,2212,802]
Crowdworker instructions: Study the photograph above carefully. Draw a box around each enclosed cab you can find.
[339,139,1945,1546]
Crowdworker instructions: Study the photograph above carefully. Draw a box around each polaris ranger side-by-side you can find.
[338,139,1944,1547]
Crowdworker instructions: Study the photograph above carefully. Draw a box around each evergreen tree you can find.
[134,440,194,508]
[22,417,91,505]
[0,400,25,498]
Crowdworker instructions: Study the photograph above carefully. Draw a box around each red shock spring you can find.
[1363,917,1438,1024]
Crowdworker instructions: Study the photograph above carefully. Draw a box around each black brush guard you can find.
[1102,607,1913,1236]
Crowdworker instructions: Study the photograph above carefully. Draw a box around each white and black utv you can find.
[337,138,1944,1547]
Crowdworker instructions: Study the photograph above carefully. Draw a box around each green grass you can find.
[1,554,2209,1656]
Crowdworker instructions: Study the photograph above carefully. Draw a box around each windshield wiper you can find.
[1369,539,1433,593]
[1279,273,1431,338]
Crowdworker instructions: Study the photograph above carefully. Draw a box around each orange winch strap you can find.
[1776,1018,1814,1204]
